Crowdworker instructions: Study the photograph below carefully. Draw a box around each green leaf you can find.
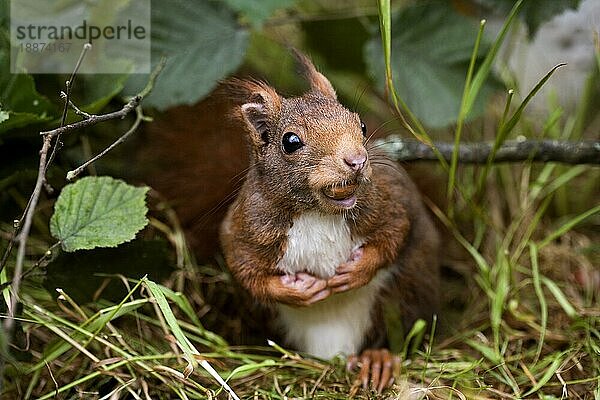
[0,44,56,133]
[50,176,149,252]
[223,0,295,27]
[124,0,249,110]
[365,1,497,128]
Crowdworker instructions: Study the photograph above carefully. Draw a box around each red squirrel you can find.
[220,51,440,392]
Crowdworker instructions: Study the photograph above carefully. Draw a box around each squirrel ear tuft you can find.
[225,79,281,145]
[292,48,337,100]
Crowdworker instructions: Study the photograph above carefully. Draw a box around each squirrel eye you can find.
[282,132,304,153]
[360,121,367,137]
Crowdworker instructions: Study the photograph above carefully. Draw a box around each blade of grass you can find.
[490,253,510,352]
[476,64,566,198]
[225,359,278,381]
[421,315,437,384]
[83,275,147,349]
[540,277,577,319]
[522,352,565,396]
[143,278,241,400]
[376,0,447,169]
[427,198,490,278]
[529,243,547,365]
[26,298,149,374]
[539,204,600,249]
[0,265,9,314]
[401,318,426,359]
[510,195,553,264]
[464,339,501,365]
[460,0,526,201]
[153,282,227,348]
[447,19,486,216]
[466,0,524,114]
[376,0,425,143]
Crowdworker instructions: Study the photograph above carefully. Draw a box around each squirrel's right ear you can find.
[226,79,281,145]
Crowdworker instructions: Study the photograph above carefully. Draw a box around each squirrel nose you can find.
[344,152,367,172]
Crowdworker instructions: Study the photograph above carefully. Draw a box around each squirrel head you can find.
[227,50,372,214]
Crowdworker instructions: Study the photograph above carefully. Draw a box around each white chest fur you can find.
[275,211,388,359]
[277,211,359,278]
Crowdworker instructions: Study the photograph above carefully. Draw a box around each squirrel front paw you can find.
[327,246,375,293]
[268,272,331,307]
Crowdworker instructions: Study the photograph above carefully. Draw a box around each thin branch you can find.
[5,134,53,333]
[375,136,600,164]
[66,106,144,181]
[61,92,91,119]
[46,43,92,172]
[0,220,20,275]
[40,96,141,138]
[0,242,61,292]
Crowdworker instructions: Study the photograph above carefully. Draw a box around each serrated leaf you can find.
[365,1,497,128]
[124,0,249,110]
[50,176,149,252]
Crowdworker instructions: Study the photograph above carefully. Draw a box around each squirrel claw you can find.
[349,349,399,394]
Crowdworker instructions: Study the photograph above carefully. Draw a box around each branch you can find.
[65,59,165,180]
[375,136,600,164]
[45,43,92,172]
[66,107,144,180]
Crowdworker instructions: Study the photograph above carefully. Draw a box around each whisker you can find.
[352,85,369,113]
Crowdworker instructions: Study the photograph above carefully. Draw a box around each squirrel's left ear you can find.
[292,49,337,100]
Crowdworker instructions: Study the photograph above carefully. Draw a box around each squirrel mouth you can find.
[322,182,358,208]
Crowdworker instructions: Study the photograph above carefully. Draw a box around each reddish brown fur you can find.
[220,52,440,328]
[139,92,247,260]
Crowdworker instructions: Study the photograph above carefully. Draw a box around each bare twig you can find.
[0,220,20,275]
[0,242,61,292]
[61,92,91,119]
[67,107,144,180]
[375,136,600,164]
[46,43,92,173]
[6,134,53,331]
[66,59,165,180]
